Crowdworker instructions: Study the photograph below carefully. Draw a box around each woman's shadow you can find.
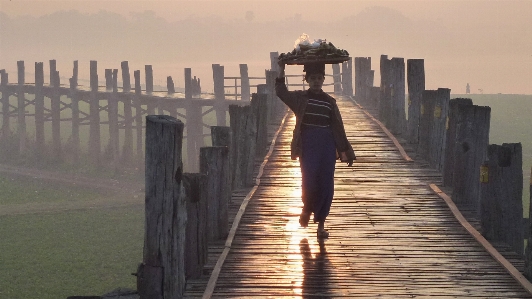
[299,238,333,298]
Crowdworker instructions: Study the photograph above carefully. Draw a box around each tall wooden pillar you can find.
[17,61,26,153]
[406,59,425,144]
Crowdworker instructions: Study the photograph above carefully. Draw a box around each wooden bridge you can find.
[181,95,532,298]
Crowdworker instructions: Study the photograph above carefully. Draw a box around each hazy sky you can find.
[1,0,531,94]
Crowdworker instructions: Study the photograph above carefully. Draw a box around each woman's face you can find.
[306,73,325,92]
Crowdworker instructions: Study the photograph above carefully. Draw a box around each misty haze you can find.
[1,1,532,298]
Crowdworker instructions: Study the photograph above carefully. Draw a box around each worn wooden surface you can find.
[183,95,531,298]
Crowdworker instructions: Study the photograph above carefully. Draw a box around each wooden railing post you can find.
[89,60,101,165]
[167,76,175,94]
[138,115,185,299]
[134,70,143,160]
[341,57,353,96]
[428,88,450,171]
[211,126,233,193]
[229,104,257,189]
[451,105,491,208]
[108,69,120,169]
[443,98,473,187]
[212,64,226,126]
[145,65,153,93]
[71,60,78,87]
[240,64,250,102]
[34,62,45,157]
[17,60,26,154]
[332,63,342,95]
[406,59,425,144]
[417,90,436,160]
[69,68,81,165]
[200,146,230,241]
[183,172,208,279]
[270,51,279,73]
[354,57,372,101]
[51,68,61,162]
[480,143,523,256]
[379,55,391,126]
[121,61,131,92]
[389,57,405,135]
[105,69,113,90]
[251,93,269,158]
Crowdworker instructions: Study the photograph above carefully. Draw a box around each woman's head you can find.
[304,63,325,92]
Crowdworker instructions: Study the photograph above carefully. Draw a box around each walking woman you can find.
[275,61,356,239]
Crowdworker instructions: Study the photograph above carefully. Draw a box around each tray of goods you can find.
[278,34,350,65]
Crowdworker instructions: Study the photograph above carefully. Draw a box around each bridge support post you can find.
[17,61,26,154]
[239,64,250,102]
[443,98,473,187]
[480,143,523,256]
[450,105,491,208]
[406,59,425,144]
[183,172,208,279]
[251,93,269,159]
[213,64,226,126]
[229,104,257,189]
[0,70,9,141]
[138,115,186,299]
[200,146,230,241]
[34,62,45,159]
[89,60,101,166]
[428,88,450,171]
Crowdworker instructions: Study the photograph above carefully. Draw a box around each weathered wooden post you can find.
[270,51,280,73]
[229,104,257,189]
[34,62,45,157]
[212,64,226,126]
[51,68,61,162]
[265,70,281,123]
[525,167,532,278]
[406,59,425,144]
[89,60,101,165]
[108,69,120,168]
[167,76,175,94]
[105,69,113,90]
[417,90,436,160]
[480,143,523,256]
[69,65,81,165]
[145,65,153,93]
[138,115,186,299]
[71,60,78,87]
[342,58,353,96]
[211,125,233,192]
[251,93,269,158]
[451,104,491,208]
[134,70,143,160]
[240,64,250,102]
[332,64,342,95]
[17,61,26,153]
[379,55,391,125]
[389,57,405,135]
[428,88,450,171]
[443,98,473,187]
[0,70,9,139]
[121,61,131,92]
[354,57,372,101]
[185,68,202,172]
[183,172,208,279]
[200,146,230,241]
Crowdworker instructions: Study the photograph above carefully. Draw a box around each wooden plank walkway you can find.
[184,95,532,298]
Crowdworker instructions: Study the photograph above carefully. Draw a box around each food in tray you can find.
[278,33,350,64]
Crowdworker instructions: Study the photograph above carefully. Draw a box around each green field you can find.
[0,175,143,299]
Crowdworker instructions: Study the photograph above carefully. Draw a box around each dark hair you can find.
[303,63,325,80]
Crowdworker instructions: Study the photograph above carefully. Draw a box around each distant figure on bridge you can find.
[276,61,356,239]
[466,83,470,94]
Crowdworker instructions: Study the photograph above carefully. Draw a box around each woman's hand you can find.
[339,151,354,167]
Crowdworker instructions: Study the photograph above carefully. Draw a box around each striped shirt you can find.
[302,91,332,127]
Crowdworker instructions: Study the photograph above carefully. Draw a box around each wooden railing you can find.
[354,55,532,279]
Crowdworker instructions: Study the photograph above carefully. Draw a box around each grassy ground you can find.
[0,174,144,299]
